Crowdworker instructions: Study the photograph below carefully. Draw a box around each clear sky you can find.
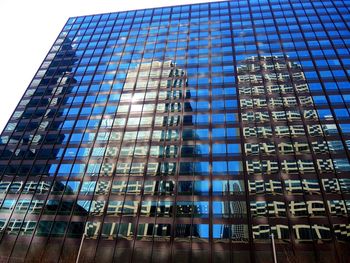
[0,0,223,133]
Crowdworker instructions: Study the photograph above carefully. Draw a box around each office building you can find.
[0,0,350,262]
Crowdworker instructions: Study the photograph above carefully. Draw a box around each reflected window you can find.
[213,224,249,242]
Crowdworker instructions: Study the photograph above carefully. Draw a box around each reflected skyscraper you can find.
[0,0,350,262]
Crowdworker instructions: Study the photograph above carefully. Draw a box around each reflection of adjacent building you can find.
[1,36,78,160]
[119,60,185,175]
[238,55,350,244]
[82,60,199,242]
[89,59,186,212]
[0,35,82,237]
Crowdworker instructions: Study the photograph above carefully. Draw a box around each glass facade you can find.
[0,0,350,262]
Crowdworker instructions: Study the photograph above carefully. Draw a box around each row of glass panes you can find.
[63,23,232,40]
[46,43,348,65]
[240,94,350,108]
[6,141,344,160]
[19,88,238,106]
[3,159,350,176]
[3,157,350,176]
[244,141,347,155]
[58,50,347,67]
[64,19,347,36]
[63,23,347,43]
[1,219,347,242]
[238,83,350,96]
[61,24,232,42]
[0,201,350,218]
[243,124,347,138]
[26,93,350,114]
[5,116,243,134]
[240,96,314,108]
[11,109,350,126]
[1,178,349,195]
[12,103,238,120]
[14,100,238,115]
[2,198,349,217]
[5,114,240,133]
[44,101,237,116]
[66,8,231,26]
[245,158,349,174]
[2,198,348,217]
[64,1,343,26]
[66,7,344,30]
[60,27,349,46]
[0,180,244,195]
[0,128,241,147]
[5,145,226,160]
[47,161,242,176]
[0,199,245,218]
[60,28,341,46]
[241,109,345,122]
[251,200,350,217]
[53,144,241,159]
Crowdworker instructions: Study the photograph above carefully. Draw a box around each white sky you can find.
[0,0,223,133]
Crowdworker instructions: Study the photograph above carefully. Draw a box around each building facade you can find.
[0,0,350,262]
